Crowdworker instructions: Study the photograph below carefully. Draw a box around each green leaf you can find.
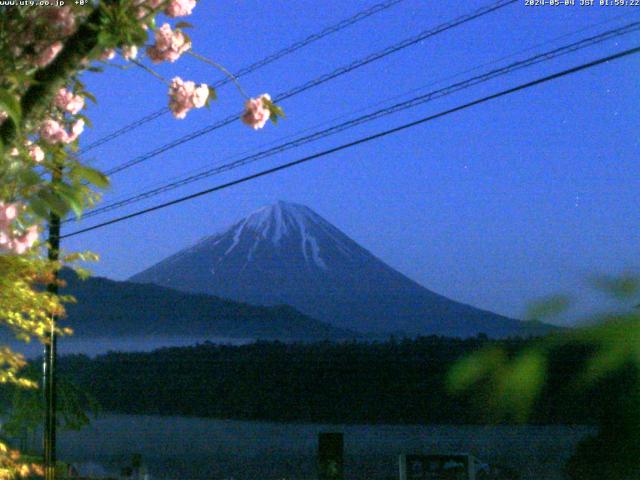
[271,104,286,118]
[18,168,42,187]
[29,197,50,219]
[526,295,571,321]
[0,89,22,128]
[56,183,84,218]
[497,349,546,422]
[446,347,506,394]
[592,274,640,300]
[37,190,69,217]
[83,91,98,104]
[71,165,110,189]
[77,113,93,128]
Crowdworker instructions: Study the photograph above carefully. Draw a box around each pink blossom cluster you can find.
[26,142,45,163]
[0,203,38,255]
[165,0,197,17]
[147,24,191,64]
[98,46,137,62]
[122,45,138,61]
[54,88,85,115]
[40,119,85,145]
[35,41,63,68]
[8,142,44,163]
[241,94,271,130]
[135,0,195,18]
[99,49,116,61]
[31,7,76,67]
[12,7,79,68]
[168,77,209,119]
[134,0,163,18]
[42,6,77,37]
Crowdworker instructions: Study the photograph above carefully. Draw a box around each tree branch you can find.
[0,5,105,146]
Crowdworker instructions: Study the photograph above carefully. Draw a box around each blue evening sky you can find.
[64,0,640,324]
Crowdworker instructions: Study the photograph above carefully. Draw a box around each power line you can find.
[88,12,637,212]
[61,45,640,239]
[78,0,407,155]
[74,20,640,222]
[102,0,517,177]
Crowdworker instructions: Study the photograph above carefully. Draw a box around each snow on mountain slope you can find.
[130,201,554,338]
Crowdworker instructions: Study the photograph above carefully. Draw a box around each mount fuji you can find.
[130,201,552,338]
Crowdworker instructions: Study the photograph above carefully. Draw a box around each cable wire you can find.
[61,45,640,239]
[78,0,407,155]
[75,21,640,222]
[89,11,637,211]
[102,0,517,177]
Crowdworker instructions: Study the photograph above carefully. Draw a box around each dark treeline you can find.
[51,335,619,426]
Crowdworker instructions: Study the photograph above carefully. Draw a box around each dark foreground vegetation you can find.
[1,335,638,479]
[50,336,632,426]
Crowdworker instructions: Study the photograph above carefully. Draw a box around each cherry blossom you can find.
[146,24,191,64]
[122,46,138,61]
[54,88,85,115]
[165,0,197,17]
[40,119,68,144]
[0,204,36,255]
[168,77,209,119]
[40,119,84,144]
[70,119,85,140]
[35,41,63,67]
[42,6,76,37]
[27,143,45,163]
[241,94,271,130]
[0,203,18,227]
[9,226,39,255]
[134,0,164,19]
[99,49,116,61]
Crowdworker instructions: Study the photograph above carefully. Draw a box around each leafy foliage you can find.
[447,278,640,477]
[0,363,100,448]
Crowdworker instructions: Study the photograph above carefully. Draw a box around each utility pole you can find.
[44,165,62,480]
[318,432,344,480]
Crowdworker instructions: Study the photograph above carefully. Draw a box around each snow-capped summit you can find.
[220,201,359,269]
[130,201,552,338]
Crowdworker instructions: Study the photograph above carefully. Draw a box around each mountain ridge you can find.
[56,270,359,342]
[131,201,555,338]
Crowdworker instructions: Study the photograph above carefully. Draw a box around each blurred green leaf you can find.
[56,183,84,218]
[83,91,98,104]
[71,165,110,189]
[0,89,22,128]
[592,274,640,300]
[526,295,571,321]
[18,168,42,188]
[446,347,506,393]
[497,349,546,422]
[28,197,50,219]
[37,190,69,217]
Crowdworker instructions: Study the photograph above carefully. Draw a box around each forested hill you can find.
[58,271,358,342]
[57,337,612,425]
